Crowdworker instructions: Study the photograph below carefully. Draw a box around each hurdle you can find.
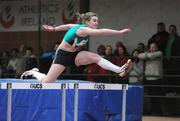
[1,82,129,121]
[69,83,128,121]
[0,83,67,121]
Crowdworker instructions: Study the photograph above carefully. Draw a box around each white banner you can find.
[0,0,79,32]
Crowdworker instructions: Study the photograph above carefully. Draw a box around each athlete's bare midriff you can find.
[58,40,78,52]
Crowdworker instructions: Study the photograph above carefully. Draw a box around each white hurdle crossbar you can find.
[69,83,128,121]
[0,83,66,121]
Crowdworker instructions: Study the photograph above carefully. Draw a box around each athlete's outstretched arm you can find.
[77,27,131,36]
[42,24,77,32]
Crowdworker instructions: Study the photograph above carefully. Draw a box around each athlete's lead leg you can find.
[75,51,132,75]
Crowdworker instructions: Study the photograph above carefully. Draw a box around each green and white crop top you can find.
[63,24,89,48]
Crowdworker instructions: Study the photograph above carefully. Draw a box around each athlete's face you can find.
[86,16,98,29]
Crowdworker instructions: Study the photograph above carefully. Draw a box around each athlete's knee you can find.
[92,54,101,63]
[89,53,100,62]
[75,53,100,65]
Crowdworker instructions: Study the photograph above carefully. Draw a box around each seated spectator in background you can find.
[137,42,146,53]
[41,41,60,59]
[113,44,131,84]
[7,48,19,77]
[147,22,169,54]
[138,42,163,114]
[16,47,37,78]
[113,41,124,56]
[128,49,144,84]
[1,51,10,78]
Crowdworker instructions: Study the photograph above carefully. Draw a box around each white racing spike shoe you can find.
[118,59,132,77]
[21,68,39,79]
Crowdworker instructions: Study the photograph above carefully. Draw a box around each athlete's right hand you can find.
[42,25,55,32]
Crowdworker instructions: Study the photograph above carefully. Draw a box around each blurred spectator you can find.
[138,42,163,114]
[18,44,26,57]
[136,42,146,77]
[96,44,106,57]
[7,48,19,77]
[16,58,26,78]
[40,41,60,74]
[41,41,60,59]
[128,49,144,84]
[23,47,36,58]
[113,41,124,56]
[104,45,115,62]
[86,63,99,82]
[1,51,10,78]
[113,44,130,84]
[0,65,2,78]
[24,47,37,70]
[163,24,180,97]
[165,25,180,58]
[147,22,169,54]
[162,25,180,116]
[137,42,146,53]
[164,25,180,78]
[16,47,37,78]
[139,42,163,87]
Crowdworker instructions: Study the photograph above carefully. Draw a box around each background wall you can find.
[89,0,180,53]
[0,0,180,54]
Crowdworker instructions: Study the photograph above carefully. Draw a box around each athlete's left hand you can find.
[42,25,55,32]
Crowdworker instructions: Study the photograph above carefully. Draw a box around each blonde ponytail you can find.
[76,12,97,24]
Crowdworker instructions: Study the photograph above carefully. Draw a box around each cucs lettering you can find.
[30,83,42,89]
[94,84,105,90]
